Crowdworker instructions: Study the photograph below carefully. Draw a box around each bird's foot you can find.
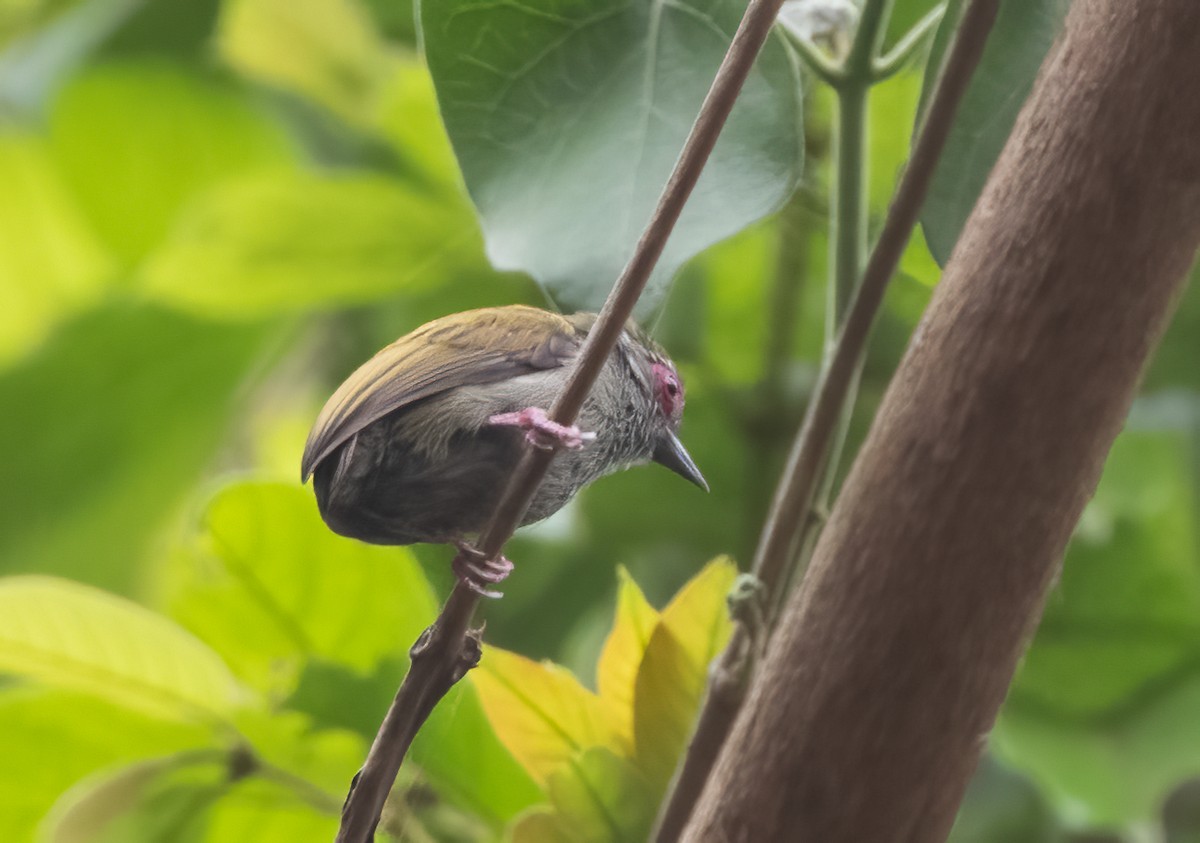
[488,407,596,451]
[452,541,514,599]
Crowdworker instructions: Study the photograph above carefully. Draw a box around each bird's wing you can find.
[301,306,584,480]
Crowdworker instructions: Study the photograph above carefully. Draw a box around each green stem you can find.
[828,0,894,332]
[791,0,895,605]
[257,760,344,815]
[847,0,895,73]
[775,76,868,619]
[874,3,947,81]
[786,31,846,87]
[790,7,880,613]
[828,82,869,341]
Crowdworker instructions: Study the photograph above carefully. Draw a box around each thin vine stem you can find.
[332,1,791,840]
[788,4,877,620]
[653,1,1000,837]
[758,0,998,663]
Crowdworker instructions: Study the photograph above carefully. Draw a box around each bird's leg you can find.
[452,540,514,599]
[487,407,596,451]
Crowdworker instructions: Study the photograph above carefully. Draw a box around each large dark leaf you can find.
[421,0,805,312]
[919,0,1069,264]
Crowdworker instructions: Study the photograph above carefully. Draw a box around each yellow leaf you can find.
[632,557,740,789]
[596,567,659,743]
[473,646,621,785]
[631,624,699,789]
[660,556,739,685]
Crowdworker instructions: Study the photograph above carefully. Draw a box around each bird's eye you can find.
[651,362,683,416]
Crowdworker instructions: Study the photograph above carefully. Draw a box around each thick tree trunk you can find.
[682,1,1200,841]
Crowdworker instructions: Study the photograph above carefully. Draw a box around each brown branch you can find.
[333,1,789,840]
[683,0,1200,838]
[652,1,999,838]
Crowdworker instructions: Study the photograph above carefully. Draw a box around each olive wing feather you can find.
[301,306,583,480]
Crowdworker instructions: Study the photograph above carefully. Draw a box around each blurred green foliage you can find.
[0,0,1196,840]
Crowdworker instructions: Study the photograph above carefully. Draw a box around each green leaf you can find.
[919,0,1068,264]
[886,0,943,53]
[217,0,393,125]
[376,59,468,193]
[0,688,212,843]
[421,0,805,312]
[49,755,342,843]
[44,758,172,843]
[170,481,542,826]
[200,779,338,843]
[473,646,623,785]
[868,69,924,212]
[596,567,659,744]
[0,576,246,720]
[286,653,543,829]
[139,171,486,318]
[413,678,546,830]
[229,709,362,804]
[674,216,825,385]
[362,0,417,45]
[541,747,657,843]
[101,0,222,59]
[49,60,293,263]
[1145,265,1200,392]
[996,420,1200,825]
[948,756,1058,843]
[285,658,406,738]
[997,677,1200,830]
[0,133,112,368]
[508,807,576,843]
[0,0,78,46]
[0,302,273,593]
[164,481,438,694]
[40,750,228,843]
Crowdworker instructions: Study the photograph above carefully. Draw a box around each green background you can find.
[1,0,1197,840]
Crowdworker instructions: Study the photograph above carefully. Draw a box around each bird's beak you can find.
[652,431,708,492]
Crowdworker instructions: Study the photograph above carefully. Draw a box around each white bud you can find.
[778,0,860,59]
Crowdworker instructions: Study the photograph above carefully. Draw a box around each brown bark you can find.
[682,1,1200,841]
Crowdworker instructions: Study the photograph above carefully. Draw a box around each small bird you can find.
[301,305,706,595]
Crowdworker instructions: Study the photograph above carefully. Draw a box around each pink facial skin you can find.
[652,362,685,421]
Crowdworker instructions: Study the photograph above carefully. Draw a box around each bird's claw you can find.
[453,541,514,599]
[488,407,596,451]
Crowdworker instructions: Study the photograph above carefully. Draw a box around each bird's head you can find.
[639,348,706,492]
